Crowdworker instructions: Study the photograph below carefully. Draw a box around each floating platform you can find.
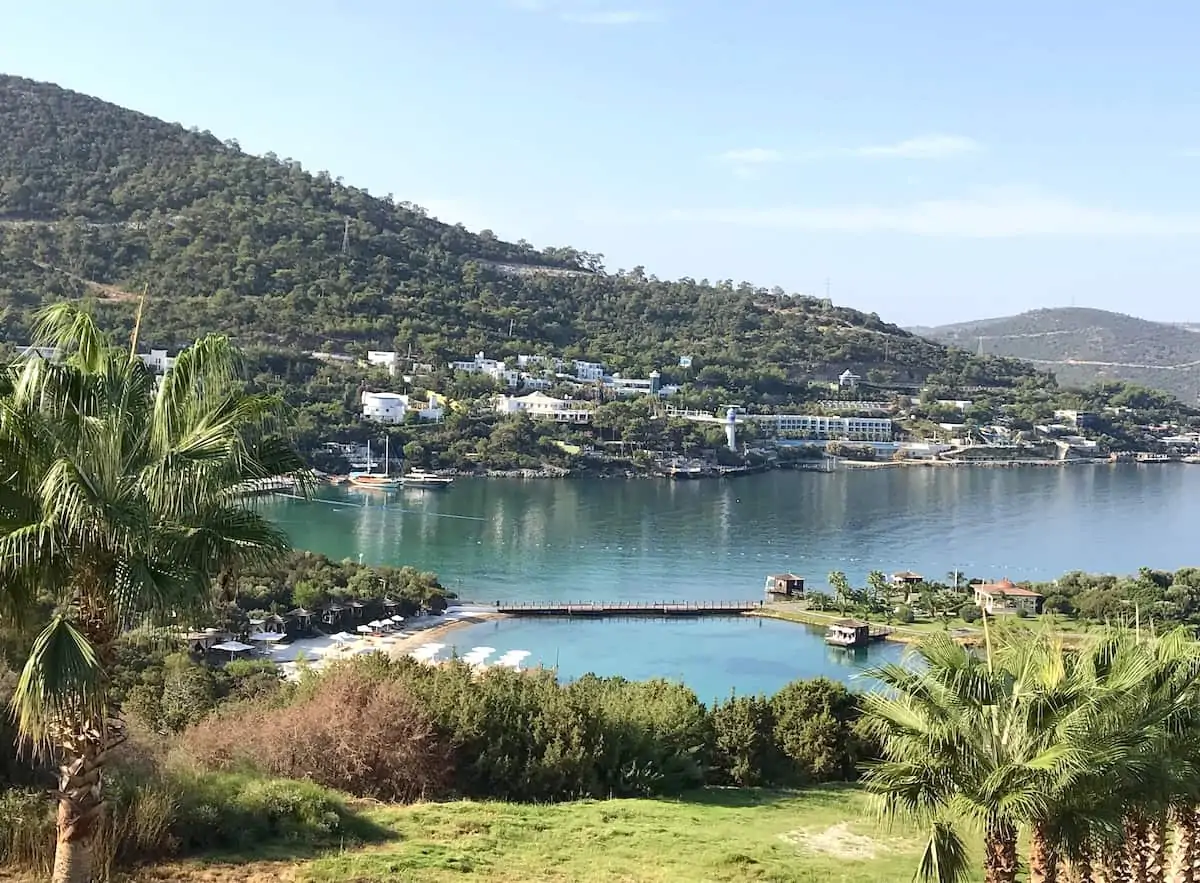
[496,600,762,617]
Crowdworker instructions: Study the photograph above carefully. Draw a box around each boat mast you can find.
[366,439,373,475]
[384,436,390,476]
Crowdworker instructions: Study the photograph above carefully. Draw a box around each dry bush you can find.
[182,669,449,802]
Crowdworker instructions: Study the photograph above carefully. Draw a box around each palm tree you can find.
[861,623,1160,883]
[0,306,309,882]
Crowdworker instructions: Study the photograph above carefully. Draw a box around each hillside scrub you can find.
[178,656,869,803]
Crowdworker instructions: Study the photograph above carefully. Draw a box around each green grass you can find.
[156,786,981,882]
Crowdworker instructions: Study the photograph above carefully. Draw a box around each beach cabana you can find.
[321,603,346,626]
[211,640,255,660]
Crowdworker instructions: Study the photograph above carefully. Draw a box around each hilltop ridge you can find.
[0,73,1032,391]
[912,307,1200,401]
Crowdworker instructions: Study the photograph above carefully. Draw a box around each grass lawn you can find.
[135,786,982,882]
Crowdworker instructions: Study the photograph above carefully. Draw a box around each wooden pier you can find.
[496,600,763,617]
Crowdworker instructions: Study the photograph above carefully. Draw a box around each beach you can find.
[267,606,507,676]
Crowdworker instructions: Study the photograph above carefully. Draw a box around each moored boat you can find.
[401,468,454,489]
[349,438,401,489]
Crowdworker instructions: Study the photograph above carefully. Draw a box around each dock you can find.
[496,600,762,617]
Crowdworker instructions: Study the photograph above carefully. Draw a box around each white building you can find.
[137,349,176,374]
[366,350,400,375]
[838,369,861,389]
[15,344,62,362]
[361,391,445,424]
[495,391,593,424]
[451,352,520,388]
[753,414,893,442]
[517,354,565,372]
[608,371,661,397]
[678,355,693,369]
[573,360,606,382]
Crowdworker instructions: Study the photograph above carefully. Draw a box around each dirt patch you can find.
[128,860,303,882]
[778,822,886,860]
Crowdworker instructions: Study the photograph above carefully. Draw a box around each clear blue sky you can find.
[5,1,1200,325]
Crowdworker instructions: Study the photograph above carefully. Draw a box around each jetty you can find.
[496,600,762,617]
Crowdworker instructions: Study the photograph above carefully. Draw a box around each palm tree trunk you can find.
[1101,839,1132,883]
[984,821,1019,883]
[1146,813,1167,883]
[1174,807,1199,883]
[1074,841,1096,883]
[1128,814,1150,883]
[1031,820,1061,883]
[51,732,107,883]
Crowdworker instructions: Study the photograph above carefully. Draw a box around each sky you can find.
[4,0,1200,325]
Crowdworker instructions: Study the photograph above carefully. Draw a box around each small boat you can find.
[349,438,401,490]
[401,468,454,489]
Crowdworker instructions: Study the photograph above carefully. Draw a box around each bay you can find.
[262,465,1199,695]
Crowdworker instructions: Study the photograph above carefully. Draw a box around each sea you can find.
[260,464,1198,700]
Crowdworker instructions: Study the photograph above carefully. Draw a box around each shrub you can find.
[894,604,915,624]
[959,603,982,623]
[770,678,868,783]
[182,667,449,803]
[709,694,777,786]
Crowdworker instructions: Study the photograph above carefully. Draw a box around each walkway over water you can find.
[496,600,762,617]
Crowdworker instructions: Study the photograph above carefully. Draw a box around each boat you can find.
[349,439,401,490]
[401,468,454,489]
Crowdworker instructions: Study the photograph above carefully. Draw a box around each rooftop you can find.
[975,579,1042,598]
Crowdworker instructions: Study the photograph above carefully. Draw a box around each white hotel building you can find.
[752,414,894,442]
[495,392,593,424]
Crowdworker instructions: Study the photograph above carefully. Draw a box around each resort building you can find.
[361,391,445,424]
[891,571,925,588]
[753,414,894,442]
[838,369,861,389]
[608,371,661,397]
[573,359,606,382]
[678,355,693,368]
[973,579,1044,616]
[450,352,520,388]
[366,350,401,376]
[495,391,593,424]
[137,348,177,374]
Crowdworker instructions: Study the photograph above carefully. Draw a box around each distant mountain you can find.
[912,308,1200,401]
[0,73,1037,393]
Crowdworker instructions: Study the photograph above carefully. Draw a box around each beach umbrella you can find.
[251,631,286,643]
[390,614,405,623]
[356,624,372,634]
[368,619,385,629]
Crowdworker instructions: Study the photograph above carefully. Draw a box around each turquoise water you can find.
[441,615,907,702]
[261,466,1200,695]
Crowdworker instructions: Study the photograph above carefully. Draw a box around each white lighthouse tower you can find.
[724,407,738,450]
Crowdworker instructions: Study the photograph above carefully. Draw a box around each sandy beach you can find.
[266,606,507,677]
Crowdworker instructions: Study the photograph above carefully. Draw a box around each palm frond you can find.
[11,616,105,758]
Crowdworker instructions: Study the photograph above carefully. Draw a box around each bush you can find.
[894,604,915,624]
[770,679,869,783]
[183,667,449,802]
[959,603,982,623]
[709,694,777,786]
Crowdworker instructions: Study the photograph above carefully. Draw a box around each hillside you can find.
[0,74,1032,390]
[913,307,1200,402]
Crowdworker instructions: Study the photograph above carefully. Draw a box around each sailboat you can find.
[349,438,401,490]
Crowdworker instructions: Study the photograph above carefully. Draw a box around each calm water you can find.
[440,616,906,703]
[262,465,1199,694]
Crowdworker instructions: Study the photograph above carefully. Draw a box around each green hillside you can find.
[914,307,1200,402]
[0,74,1031,390]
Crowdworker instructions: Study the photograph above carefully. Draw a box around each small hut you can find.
[824,619,870,648]
[765,573,805,598]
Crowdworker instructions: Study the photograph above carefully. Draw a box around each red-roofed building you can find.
[973,579,1044,616]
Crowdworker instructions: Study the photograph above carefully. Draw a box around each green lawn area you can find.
[754,603,1092,644]
[146,787,982,882]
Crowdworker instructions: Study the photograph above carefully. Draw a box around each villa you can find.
[973,579,1044,615]
[495,391,593,423]
[361,391,446,424]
